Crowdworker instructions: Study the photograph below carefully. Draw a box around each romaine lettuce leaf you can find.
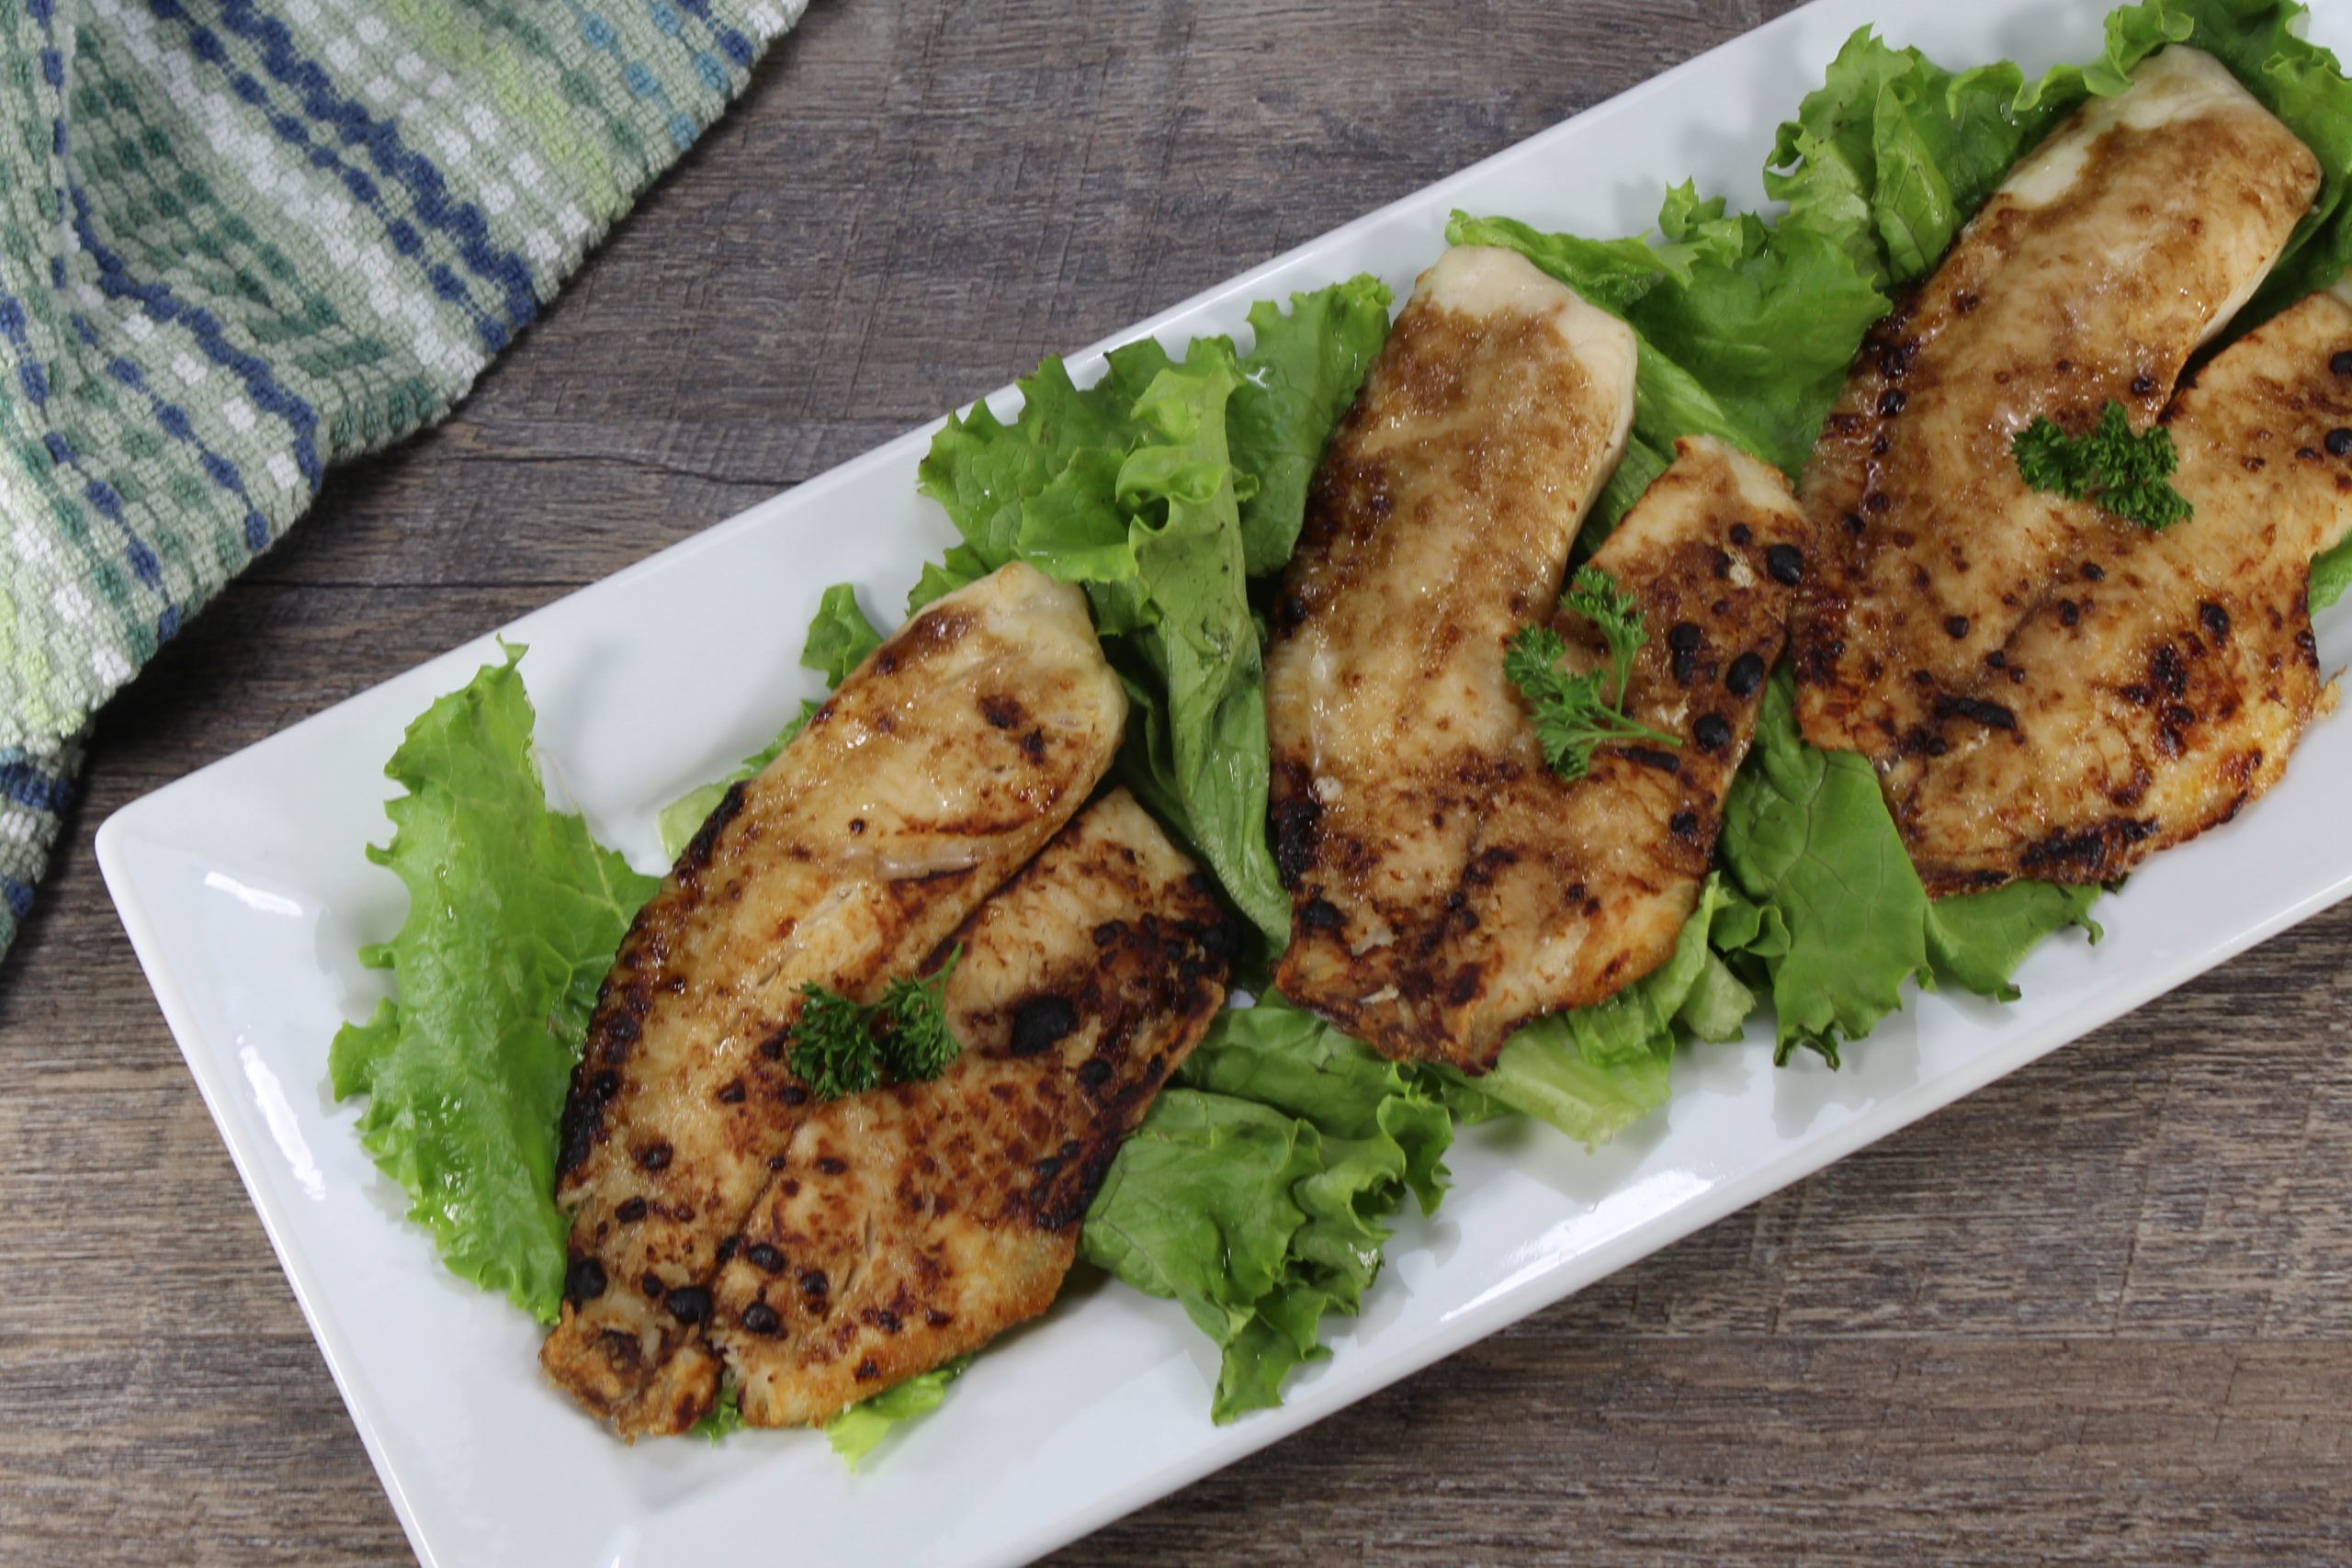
[328,647,660,1321]
[914,280,1392,947]
[1082,996,1453,1421]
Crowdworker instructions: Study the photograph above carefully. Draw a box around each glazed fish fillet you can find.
[1894,284,2352,892]
[705,788,1231,1427]
[542,562,1125,1437]
[1268,249,1804,1070]
[1792,47,2320,763]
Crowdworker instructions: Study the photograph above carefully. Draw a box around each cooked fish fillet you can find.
[1893,284,2352,893]
[703,788,1231,1427]
[1792,47,2320,762]
[1265,243,1635,1068]
[1271,373,1805,1077]
[541,562,1125,1437]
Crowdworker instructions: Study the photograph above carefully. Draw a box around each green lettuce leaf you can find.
[1717,670,1930,1065]
[915,280,1392,947]
[2314,539,2352,613]
[1925,881,2105,1002]
[1082,996,1453,1421]
[1226,276,1408,574]
[328,647,661,1321]
[824,1358,971,1469]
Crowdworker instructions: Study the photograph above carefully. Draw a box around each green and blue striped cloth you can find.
[0,0,807,959]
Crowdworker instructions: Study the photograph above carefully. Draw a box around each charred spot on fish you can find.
[1620,746,1681,774]
[848,818,865,835]
[2328,427,2352,458]
[1280,594,1308,628]
[1668,622,1703,654]
[815,1156,849,1176]
[717,1079,746,1105]
[1877,389,1907,418]
[757,1027,788,1062]
[2059,600,2080,627]
[2333,350,2352,378]
[1729,523,1753,546]
[675,781,749,876]
[641,1272,665,1298]
[1694,713,1734,751]
[980,694,1023,730]
[1008,995,1080,1057]
[1077,1057,1114,1090]
[2152,643,2188,697]
[2131,371,2157,397]
[1944,615,1970,640]
[637,1142,673,1173]
[616,1195,648,1224]
[1193,917,1241,968]
[1445,966,1483,1007]
[2082,562,2105,582]
[564,1256,607,1303]
[1020,728,1046,761]
[1843,512,1866,536]
[780,1084,809,1107]
[746,1243,786,1273]
[1271,796,1321,887]
[740,1302,781,1337]
[1299,895,1346,931]
[2199,602,2232,642]
[1912,670,1936,687]
[1669,810,1700,839]
[854,1359,881,1382]
[1931,688,2018,729]
[1725,652,1765,698]
[716,1235,742,1267]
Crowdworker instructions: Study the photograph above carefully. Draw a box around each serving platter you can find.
[96,0,2352,1563]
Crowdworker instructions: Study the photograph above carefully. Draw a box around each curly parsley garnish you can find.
[791,947,964,1100]
[2011,401,2192,531]
[1507,565,1680,783]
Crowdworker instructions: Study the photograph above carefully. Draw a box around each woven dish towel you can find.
[0,0,808,959]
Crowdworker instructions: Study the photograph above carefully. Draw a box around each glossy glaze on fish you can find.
[703,788,1231,1427]
[541,562,1125,1436]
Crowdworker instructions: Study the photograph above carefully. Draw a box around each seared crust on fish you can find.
[705,789,1231,1427]
[540,562,1125,1437]
[1792,48,2320,763]
[1893,285,2352,893]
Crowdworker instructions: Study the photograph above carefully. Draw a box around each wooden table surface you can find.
[7,1,2349,1562]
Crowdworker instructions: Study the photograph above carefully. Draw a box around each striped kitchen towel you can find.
[0,0,808,960]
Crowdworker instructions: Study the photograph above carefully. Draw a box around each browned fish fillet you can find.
[541,562,1125,1437]
[1792,47,2320,763]
[702,787,1230,1427]
[1892,284,2352,893]
[1271,355,1804,1075]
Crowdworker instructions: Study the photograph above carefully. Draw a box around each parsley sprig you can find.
[1506,565,1680,783]
[791,947,964,1100]
[2011,401,2193,531]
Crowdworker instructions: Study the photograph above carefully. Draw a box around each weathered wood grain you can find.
[5,1,2348,1563]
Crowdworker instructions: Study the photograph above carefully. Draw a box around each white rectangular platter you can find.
[96,0,2352,1563]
